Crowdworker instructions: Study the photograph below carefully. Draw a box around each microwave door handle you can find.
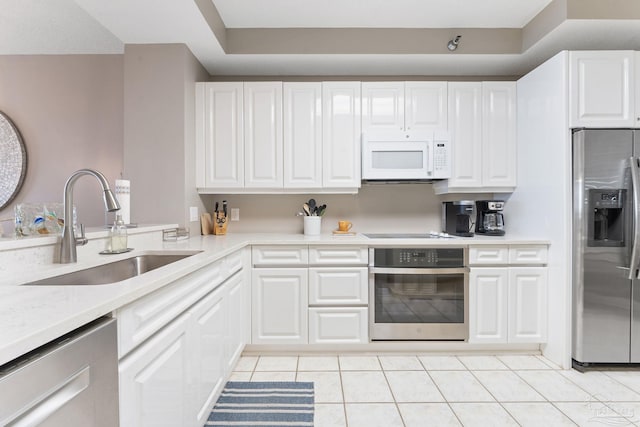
[629,156,640,280]
[426,142,433,177]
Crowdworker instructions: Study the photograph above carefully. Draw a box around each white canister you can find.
[303,216,322,236]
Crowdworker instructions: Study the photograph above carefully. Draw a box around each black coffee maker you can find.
[475,200,506,236]
[442,201,474,237]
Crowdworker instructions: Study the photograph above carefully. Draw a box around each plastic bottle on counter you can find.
[110,214,128,252]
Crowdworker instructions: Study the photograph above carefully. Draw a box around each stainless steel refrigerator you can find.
[573,129,640,368]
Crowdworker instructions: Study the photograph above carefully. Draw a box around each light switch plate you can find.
[231,208,240,221]
[189,206,198,222]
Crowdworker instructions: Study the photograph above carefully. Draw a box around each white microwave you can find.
[361,130,451,181]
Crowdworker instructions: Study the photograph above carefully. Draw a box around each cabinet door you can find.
[308,267,368,305]
[119,313,189,427]
[482,82,517,188]
[244,82,283,188]
[469,268,508,343]
[251,268,308,344]
[196,82,244,188]
[508,268,547,343]
[570,51,635,128]
[226,272,248,373]
[405,82,447,130]
[283,82,322,188]
[188,286,227,427]
[446,82,482,188]
[361,82,405,132]
[322,82,361,188]
[309,307,368,344]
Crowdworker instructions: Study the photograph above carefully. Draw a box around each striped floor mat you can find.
[207,381,314,426]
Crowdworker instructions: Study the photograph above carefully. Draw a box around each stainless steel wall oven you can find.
[369,247,469,340]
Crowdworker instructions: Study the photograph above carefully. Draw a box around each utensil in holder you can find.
[303,216,321,236]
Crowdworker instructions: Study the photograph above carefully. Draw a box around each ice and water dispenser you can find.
[588,189,626,247]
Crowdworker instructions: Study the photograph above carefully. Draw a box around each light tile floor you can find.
[229,354,640,426]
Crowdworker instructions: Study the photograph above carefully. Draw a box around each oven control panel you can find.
[373,248,465,268]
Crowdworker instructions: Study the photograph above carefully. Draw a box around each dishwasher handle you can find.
[369,267,469,275]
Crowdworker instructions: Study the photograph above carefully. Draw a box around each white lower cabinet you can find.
[469,268,508,343]
[252,268,308,344]
[118,250,249,427]
[469,265,547,344]
[119,313,190,427]
[188,286,227,427]
[309,307,368,344]
[508,268,548,343]
[469,245,548,344]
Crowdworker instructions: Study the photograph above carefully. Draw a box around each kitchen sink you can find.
[23,251,202,286]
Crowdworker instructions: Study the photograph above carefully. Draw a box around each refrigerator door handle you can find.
[629,156,640,279]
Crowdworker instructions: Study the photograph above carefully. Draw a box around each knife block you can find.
[213,212,228,235]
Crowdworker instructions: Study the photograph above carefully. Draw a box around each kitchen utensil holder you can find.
[303,216,321,236]
[213,212,228,235]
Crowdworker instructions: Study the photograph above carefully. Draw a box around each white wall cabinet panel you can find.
[570,51,635,128]
[308,267,368,305]
[283,82,322,188]
[119,313,190,427]
[309,307,368,344]
[469,268,508,343]
[252,268,308,344]
[322,82,362,188]
[405,81,448,130]
[439,82,483,189]
[195,83,244,188]
[244,82,283,188]
[188,287,226,427]
[361,82,405,132]
[482,82,517,188]
[508,268,548,343]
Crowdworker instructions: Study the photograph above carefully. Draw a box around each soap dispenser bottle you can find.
[110,214,128,252]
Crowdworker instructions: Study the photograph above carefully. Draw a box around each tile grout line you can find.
[418,355,466,426]
[378,356,408,427]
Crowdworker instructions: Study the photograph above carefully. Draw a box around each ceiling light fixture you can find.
[447,35,462,51]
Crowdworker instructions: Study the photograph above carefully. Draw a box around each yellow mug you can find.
[338,220,352,232]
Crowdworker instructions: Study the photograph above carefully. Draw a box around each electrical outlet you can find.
[231,208,240,221]
[189,206,199,222]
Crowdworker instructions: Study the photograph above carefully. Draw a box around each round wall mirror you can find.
[0,111,27,211]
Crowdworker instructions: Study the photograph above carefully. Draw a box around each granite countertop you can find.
[0,231,550,366]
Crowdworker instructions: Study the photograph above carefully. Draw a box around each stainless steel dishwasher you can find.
[0,317,119,426]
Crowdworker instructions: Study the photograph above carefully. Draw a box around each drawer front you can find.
[117,259,224,357]
[308,267,368,305]
[252,246,308,266]
[509,245,548,265]
[308,307,368,344]
[309,246,368,266]
[469,246,509,265]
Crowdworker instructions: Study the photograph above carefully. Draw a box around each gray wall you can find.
[0,55,124,236]
[123,44,209,236]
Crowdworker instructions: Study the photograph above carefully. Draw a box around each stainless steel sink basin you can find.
[23,251,202,286]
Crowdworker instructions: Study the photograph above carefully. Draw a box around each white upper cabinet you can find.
[570,51,636,128]
[444,82,483,188]
[362,81,447,133]
[195,82,244,189]
[433,81,517,194]
[323,82,362,188]
[361,82,404,132]
[405,82,448,131]
[244,82,283,188]
[482,82,517,188]
[283,82,322,188]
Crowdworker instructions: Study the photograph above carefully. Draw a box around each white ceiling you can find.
[1,0,639,77]
[213,0,552,29]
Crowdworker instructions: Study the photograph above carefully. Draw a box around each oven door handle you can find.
[369,267,469,275]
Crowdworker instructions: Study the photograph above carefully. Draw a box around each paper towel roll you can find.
[115,179,131,224]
